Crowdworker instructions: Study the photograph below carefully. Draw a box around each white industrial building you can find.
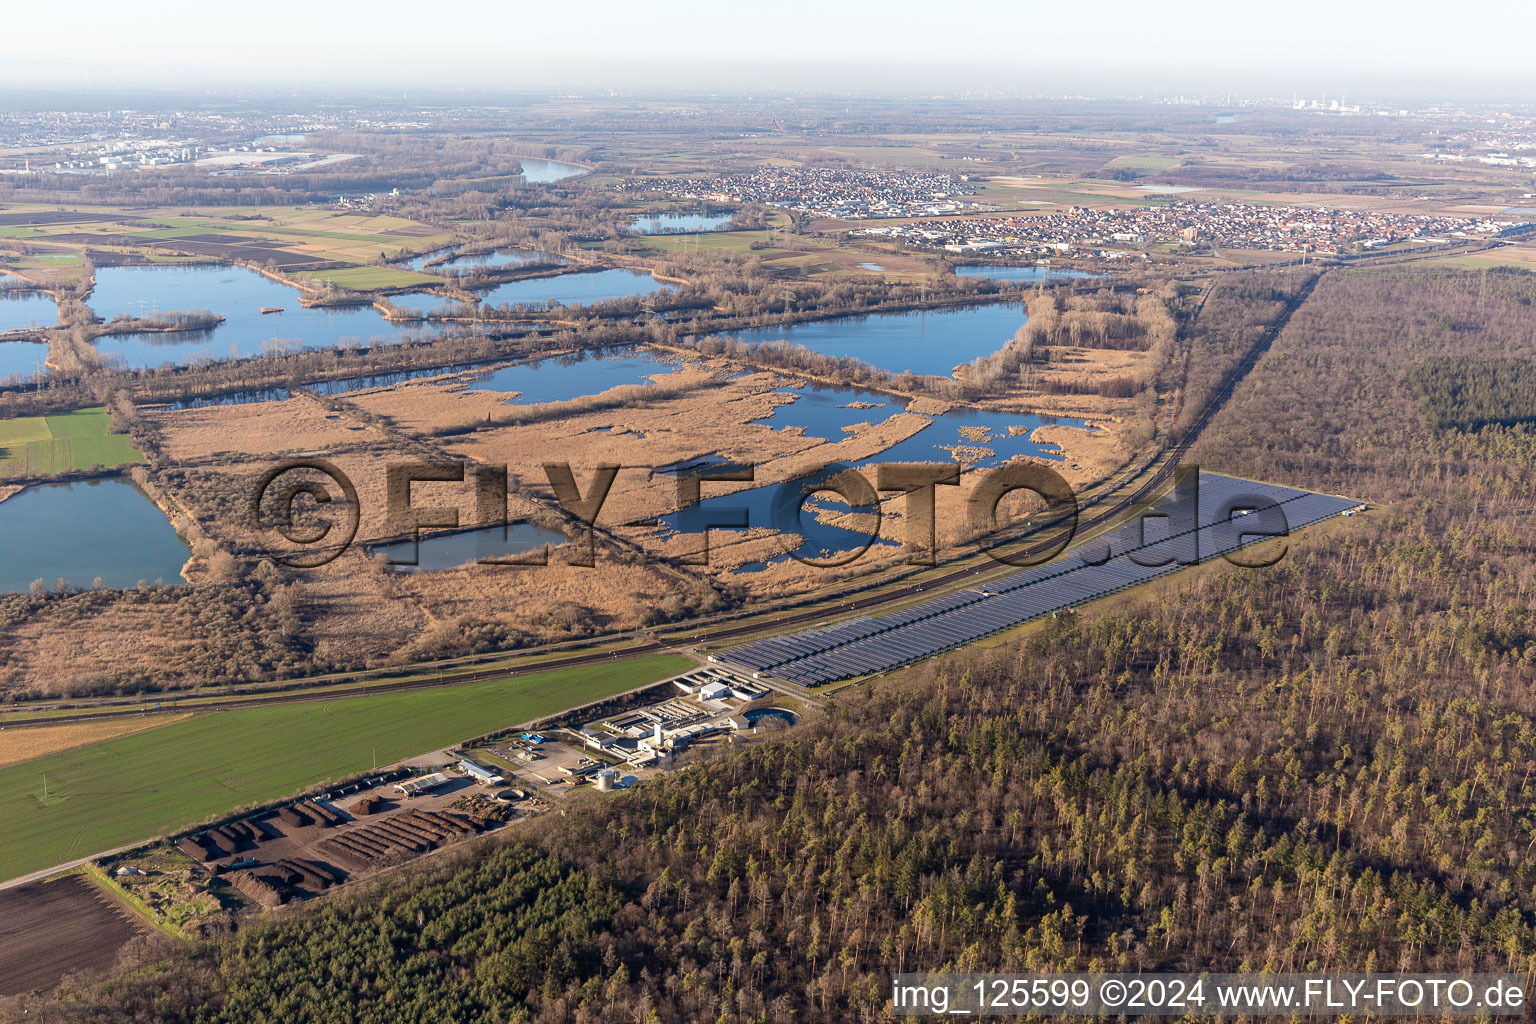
[458,759,504,787]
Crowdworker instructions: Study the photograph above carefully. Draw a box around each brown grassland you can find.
[0,715,191,769]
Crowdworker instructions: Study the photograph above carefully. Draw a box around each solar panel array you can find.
[721,472,1362,686]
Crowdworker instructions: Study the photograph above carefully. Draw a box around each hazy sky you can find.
[4,0,1534,100]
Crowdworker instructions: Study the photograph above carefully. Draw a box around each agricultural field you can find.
[1418,244,1536,271]
[0,715,189,768]
[636,228,779,255]
[0,204,457,280]
[822,145,953,167]
[0,408,145,479]
[637,222,938,277]
[0,874,146,996]
[0,655,689,882]
[1104,154,1182,172]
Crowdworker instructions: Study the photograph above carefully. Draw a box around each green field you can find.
[0,655,690,881]
[0,407,145,478]
[639,229,779,255]
[824,145,950,167]
[1105,154,1181,172]
[295,266,443,290]
[0,203,458,273]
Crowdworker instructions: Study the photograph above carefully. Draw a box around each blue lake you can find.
[440,248,568,271]
[0,479,189,591]
[0,290,58,332]
[722,303,1029,376]
[956,266,1102,282]
[370,522,567,572]
[518,158,586,183]
[660,382,1094,568]
[466,350,694,405]
[86,265,426,369]
[476,269,678,310]
[629,213,734,234]
[0,339,49,382]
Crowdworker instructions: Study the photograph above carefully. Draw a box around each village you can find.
[619,165,996,219]
[860,199,1528,255]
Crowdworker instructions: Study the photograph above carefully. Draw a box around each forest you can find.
[1407,354,1536,431]
[11,266,1536,1021]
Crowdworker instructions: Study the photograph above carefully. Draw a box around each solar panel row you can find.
[723,472,1361,686]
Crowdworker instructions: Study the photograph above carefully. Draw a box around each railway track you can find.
[2,273,1322,729]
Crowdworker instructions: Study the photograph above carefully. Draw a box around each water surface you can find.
[0,340,49,381]
[0,479,189,591]
[629,213,733,234]
[440,248,568,271]
[383,292,460,315]
[402,247,456,271]
[477,269,677,310]
[721,303,1028,376]
[660,382,1093,568]
[956,266,1102,282]
[0,290,58,333]
[152,387,293,409]
[517,158,585,183]
[371,522,566,571]
[87,265,425,369]
[311,363,495,395]
[466,350,693,405]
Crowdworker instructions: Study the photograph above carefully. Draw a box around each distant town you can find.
[862,199,1533,256]
[619,166,996,219]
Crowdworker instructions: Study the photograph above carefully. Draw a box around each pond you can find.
[0,478,189,591]
[517,158,586,183]
[369,522,567,572]
[152,387,293,409]
[955,265,1102,282]
[465,350,695,405]
[659,382,1095,569]
[383,291,461,315]
[404,248,570,273]
[0,339,49,382]
[0,290,58,333]
[476,269,678,310]
[310,363,496,395]
[720,303,1028,376]
[86,265,427,369]
[629,213,734,234]
[402,247,457,271]
[753,383,1091,467]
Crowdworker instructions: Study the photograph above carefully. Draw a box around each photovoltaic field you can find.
[722,471,1362,686]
